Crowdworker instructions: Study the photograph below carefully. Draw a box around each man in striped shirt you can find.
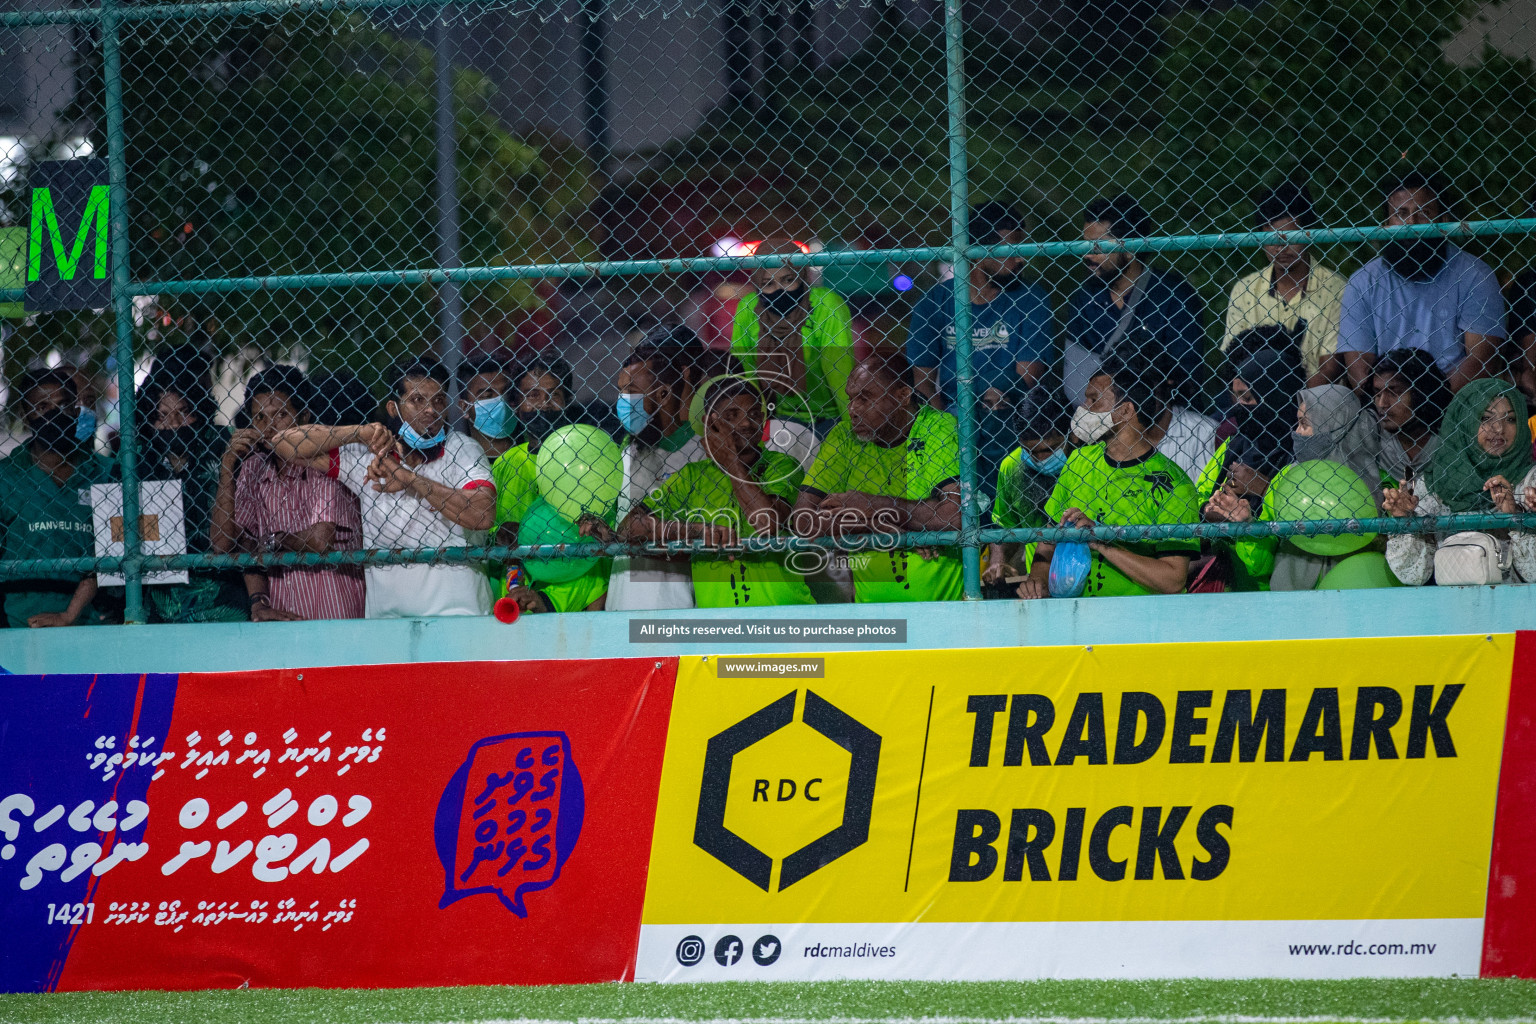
[211,365,366,620]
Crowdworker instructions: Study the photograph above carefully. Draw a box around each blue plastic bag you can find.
[1048,541,1092,598]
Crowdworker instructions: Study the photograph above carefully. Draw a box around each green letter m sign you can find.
[25,158,112,312]
[29,186,109,282]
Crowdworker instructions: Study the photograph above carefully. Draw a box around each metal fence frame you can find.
[2,0,1533,623]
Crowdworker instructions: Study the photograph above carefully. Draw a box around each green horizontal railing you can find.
[2,513,1526,579]
[1,219,1526,306]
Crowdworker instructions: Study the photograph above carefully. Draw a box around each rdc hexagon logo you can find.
[693,689,880,892]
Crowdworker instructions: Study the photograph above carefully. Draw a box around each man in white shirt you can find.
[272,359,496,618]
[1152,404,1218,485]
[602,328,708,610]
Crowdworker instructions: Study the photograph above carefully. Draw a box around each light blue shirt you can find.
[1337,244,1505,372]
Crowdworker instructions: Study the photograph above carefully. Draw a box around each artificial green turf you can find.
[2,979,1535,1024]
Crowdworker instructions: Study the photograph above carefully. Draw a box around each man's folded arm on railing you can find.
[28,577,98,629]
[789,480,962,538]
[270,424,495,533]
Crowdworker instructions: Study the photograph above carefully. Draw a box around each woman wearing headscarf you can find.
[1205,379,1387,590]
[1385,379,1536,585]
[134,344,249,623]
[1291,384,1384,502]
[1199,347,1304,507]
[1197,348,1306,590]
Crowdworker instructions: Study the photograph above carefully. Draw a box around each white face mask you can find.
[1071,405,1116,444]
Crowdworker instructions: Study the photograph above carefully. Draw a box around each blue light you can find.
[892,274,914,292]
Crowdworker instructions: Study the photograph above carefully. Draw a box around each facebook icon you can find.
[713,935,744,966]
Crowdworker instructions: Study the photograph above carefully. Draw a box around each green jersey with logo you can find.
[802,406,964,603]
[645,449,814,608]
[730,286,855,423]
[992,446,1055,575]
[992,447,1053,531]
[1044,444,1200,598]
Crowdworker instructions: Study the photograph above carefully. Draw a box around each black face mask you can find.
[1227,402,1290,478]
[142,425,200,475]
[521,409,570,448]
[1381,238,1448,282]
[27,409,79,454]
[758,283,808,316]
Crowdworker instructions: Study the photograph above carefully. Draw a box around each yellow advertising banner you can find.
[639,635,1513,980]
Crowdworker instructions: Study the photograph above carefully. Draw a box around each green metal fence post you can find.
[102,0,144,623]
[943,0,981,600]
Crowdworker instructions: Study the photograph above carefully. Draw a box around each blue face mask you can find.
[75,408,98,443]
[1021,447,1068,477]
[398,419,447,450]
[471,396,516,439]
[616,393,650,436]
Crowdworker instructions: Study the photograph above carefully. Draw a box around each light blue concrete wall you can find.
[2,586,1531,675]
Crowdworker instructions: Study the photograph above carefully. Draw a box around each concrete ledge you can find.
[3,584,1531,675]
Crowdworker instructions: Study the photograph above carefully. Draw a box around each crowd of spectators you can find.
[4,167,1536,624]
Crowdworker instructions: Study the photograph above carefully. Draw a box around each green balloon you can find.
[1264,460,1378,557]
[519,498,597,584]
[535,424,623,524]
[1316,551,1402,590]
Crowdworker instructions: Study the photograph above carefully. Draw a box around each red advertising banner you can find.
[1482,630,1536,978]
[0,659,676,991]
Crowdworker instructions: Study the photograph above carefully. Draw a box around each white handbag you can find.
[1433,532,1510,586]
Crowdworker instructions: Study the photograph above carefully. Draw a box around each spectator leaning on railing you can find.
[1199,347,1307,591]
[1373,348,1451,489]
[1384,378,1536,586]
[1292,384,1385,503]
[137,345,249,624]
[457,357,518,464]
[603,326,709,611]
[1338,170,1505,394]
[210,365,365,622]
[1019,354,1200,600]
[488,357,611,614]
[1219,383,1385,593]
[792,350,964,604]
[610,375,814,608]
[983,385,1070,591]
[270,359,496,619]
[0,368,114,628]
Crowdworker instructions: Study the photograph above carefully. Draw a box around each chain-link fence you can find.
[1,0,1535,624]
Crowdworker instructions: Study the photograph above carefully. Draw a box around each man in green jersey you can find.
[731,239,855,435]
[490,358,609,613]
[1019,354,1199,599]
[0,369,115,627]
[620,375,813,608]
[984,387,1070,588]
[791,351,964,603]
